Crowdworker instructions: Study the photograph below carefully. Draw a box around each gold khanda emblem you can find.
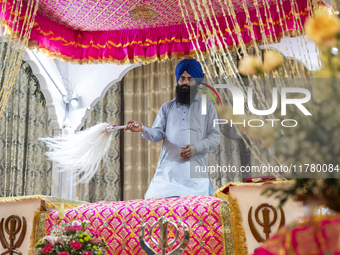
[248,203,285,242]
[139,216,190,255]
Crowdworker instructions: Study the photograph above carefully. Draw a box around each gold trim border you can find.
[216,189,248,255]
[0,195,88,210]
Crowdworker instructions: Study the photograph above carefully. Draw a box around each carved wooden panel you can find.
[248,203,285,243]
[0,216,26,255]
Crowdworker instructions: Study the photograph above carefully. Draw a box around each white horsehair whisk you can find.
[40,123,139,183]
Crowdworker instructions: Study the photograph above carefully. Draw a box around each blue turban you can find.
[175,59,204,84]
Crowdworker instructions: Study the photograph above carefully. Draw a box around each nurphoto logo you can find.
[200,84,312,128]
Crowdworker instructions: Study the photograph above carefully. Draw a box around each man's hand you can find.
[178,144,196,159]
[125,120,143,132]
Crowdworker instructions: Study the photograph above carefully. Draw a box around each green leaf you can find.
[278,198,287,208]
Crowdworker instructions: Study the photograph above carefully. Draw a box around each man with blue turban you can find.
[125,59,220,199]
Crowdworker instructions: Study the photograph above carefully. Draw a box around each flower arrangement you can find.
[35,220,108,255]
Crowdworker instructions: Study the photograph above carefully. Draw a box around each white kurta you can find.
[142,94,220,199]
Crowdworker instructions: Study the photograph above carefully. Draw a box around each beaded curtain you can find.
[0,0,39,118]
[178,0,317,169]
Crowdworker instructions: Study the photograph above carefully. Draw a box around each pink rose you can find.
[82,252,91,255]
[65,221,83,233]
[72,225,82,231]
[90,237,102,244]
[65,225,82,233]
[58,252,70,255]
[89,229,100,238]
[42,244,53,254]
[70,240,82,250]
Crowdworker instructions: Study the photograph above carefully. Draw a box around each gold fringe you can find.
[215,180,293,193]
[43,201,80,210]
[215,189,248,255]
[0,195,87,210]
[27,210,42,255]
[215,187,230,201]
[1,20,20,38]
[0,195,44,203]
[27,41,198,65]
[27,29,301,66]
[228,195,248,255]
[23,26,302,66]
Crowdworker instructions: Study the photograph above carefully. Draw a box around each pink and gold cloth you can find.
[253,213,340,255]
[1,0,313,65]
[42,196,233,254]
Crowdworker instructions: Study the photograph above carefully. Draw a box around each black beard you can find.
[175,84,198,106]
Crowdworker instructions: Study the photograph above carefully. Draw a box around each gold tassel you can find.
[27,209,43,255]
[228,195,248,255]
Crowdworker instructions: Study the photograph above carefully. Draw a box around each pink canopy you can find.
[1,0,313,64]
